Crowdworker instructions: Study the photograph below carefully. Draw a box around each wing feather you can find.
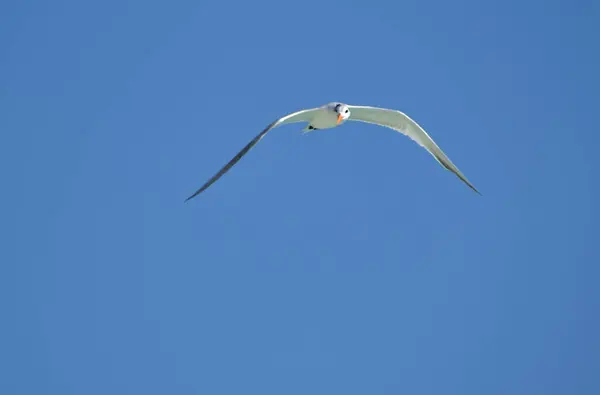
[185,108,319,201]
[347,105,480,195]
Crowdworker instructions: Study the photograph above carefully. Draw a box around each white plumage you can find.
[185,102,479,201]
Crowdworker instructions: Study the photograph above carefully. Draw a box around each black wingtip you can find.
[466,182,482,196]
[184,190,200,203]
[184,192,198,203]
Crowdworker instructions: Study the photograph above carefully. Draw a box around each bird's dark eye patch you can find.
[345,109,349,113]
[334,104,341,112]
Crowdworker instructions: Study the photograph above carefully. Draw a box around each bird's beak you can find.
[337,114,343,124]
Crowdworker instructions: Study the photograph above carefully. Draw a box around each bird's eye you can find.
[345,109,349,113]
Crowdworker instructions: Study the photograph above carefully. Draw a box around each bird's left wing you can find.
[185,108,320,201]
[347,105,480,195]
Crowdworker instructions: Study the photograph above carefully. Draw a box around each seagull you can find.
[185,102,480,201]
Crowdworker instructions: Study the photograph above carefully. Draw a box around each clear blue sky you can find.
[2,0,599,394]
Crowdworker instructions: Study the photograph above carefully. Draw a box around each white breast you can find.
[310,109,340,130]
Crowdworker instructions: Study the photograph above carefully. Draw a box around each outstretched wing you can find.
[185,108,320,201]
[347,105,480,195]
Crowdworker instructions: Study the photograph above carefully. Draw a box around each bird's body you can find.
[185,102,480,201]
[304,102,349,130]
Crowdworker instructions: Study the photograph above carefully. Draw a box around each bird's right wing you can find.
[185,108,320,201]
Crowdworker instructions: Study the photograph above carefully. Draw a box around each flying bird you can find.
[185,102,480,201]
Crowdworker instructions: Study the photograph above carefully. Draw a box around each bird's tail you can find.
[301,124,316,134]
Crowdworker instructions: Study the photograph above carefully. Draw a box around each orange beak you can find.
[337,114,343,124]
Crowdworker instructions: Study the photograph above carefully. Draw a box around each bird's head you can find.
[332,103,351,125]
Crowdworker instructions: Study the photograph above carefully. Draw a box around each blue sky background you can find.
[1,0,599,394]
